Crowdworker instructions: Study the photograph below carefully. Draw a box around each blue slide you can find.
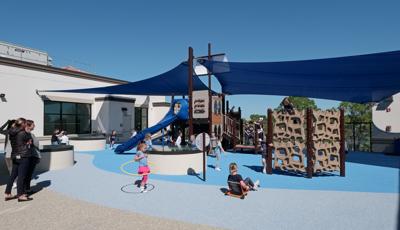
[114,99,188,154]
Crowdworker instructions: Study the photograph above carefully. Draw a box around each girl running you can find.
[135,143,150,193]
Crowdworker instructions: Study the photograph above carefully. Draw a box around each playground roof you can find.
[43,63,210,96]
[201,50,400,103]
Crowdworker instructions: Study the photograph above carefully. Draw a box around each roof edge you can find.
[0,56,129,84]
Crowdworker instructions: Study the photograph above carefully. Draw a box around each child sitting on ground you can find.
[135,143,150,193]
[228,162,259,192]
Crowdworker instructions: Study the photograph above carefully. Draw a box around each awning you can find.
[201,50,400,103]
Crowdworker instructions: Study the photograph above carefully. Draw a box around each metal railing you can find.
[345,122,372,152]
[223,115,241,141]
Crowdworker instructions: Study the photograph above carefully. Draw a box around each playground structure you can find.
[265,108,345,178]
[114,99,189,154]
[221,102,264,153]
[44,44,400,179]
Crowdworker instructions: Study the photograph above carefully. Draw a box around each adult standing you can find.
[4,118,33,202]
[0,120,15,174]
[24,120,41,193]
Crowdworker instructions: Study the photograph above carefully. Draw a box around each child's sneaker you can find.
[262,168,266,174]
[253,180,260,190]
[140,186,147,193]
[215,167,221,171]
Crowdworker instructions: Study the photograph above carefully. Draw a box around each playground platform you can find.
[1,148,399,230]
[233,144,261,153]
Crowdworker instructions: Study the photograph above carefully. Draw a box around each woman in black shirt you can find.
[4,118,33,202]
[51,129,60,145]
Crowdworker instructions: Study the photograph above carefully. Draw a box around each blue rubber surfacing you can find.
[85,147,399,194]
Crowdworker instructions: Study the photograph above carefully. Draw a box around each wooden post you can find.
[188,47,194,137]
[239,118,244,145]
[170,95,175,135]
[208,43,213,136]
[202,132,206,181]
[340,108,346,177]
[222,94,226,114]
[306,108,314,178]
[266,109,273,174]
[254,123,258,149]
[238,107,243,144]
[232,118,237,147]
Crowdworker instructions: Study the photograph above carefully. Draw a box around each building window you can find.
[134,107,148,131]
[44,101,91,135]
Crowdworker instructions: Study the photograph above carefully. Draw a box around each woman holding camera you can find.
[4,118,33,202]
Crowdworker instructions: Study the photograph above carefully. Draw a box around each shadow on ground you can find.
[30,179,51,195]
[346,151,400,169]
[242,165,338,177]
[187,168,203,181]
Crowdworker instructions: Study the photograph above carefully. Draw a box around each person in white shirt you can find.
[175,131,182,148]
[59,131,69,145]
[131,129,137,138]
[214,135,225,171]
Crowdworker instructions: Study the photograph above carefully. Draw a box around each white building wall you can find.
[372,92,400,153]
[148,99,170,126]
[0,63,167,143]
[372,92,400,133]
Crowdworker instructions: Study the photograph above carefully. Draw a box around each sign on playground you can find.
[195,132,210,151]
[193,90,209,119]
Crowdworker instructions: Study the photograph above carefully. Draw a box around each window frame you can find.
[44,101,92,135]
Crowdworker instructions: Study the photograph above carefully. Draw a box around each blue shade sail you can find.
[44,63,209,96]
[201,50,400,103]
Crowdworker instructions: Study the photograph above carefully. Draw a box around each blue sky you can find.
[1,0,399,118]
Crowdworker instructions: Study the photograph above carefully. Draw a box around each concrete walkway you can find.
[0,186,221,230]
[29,153,399,230]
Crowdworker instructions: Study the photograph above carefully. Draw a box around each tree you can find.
[339,102,372,123]
[276,96,318,110]
[249,114,266,122]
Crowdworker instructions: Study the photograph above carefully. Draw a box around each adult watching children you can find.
[0,120,16,175]
[51,129,61,145]
[24,120,41,194]
[4,118,33,202]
